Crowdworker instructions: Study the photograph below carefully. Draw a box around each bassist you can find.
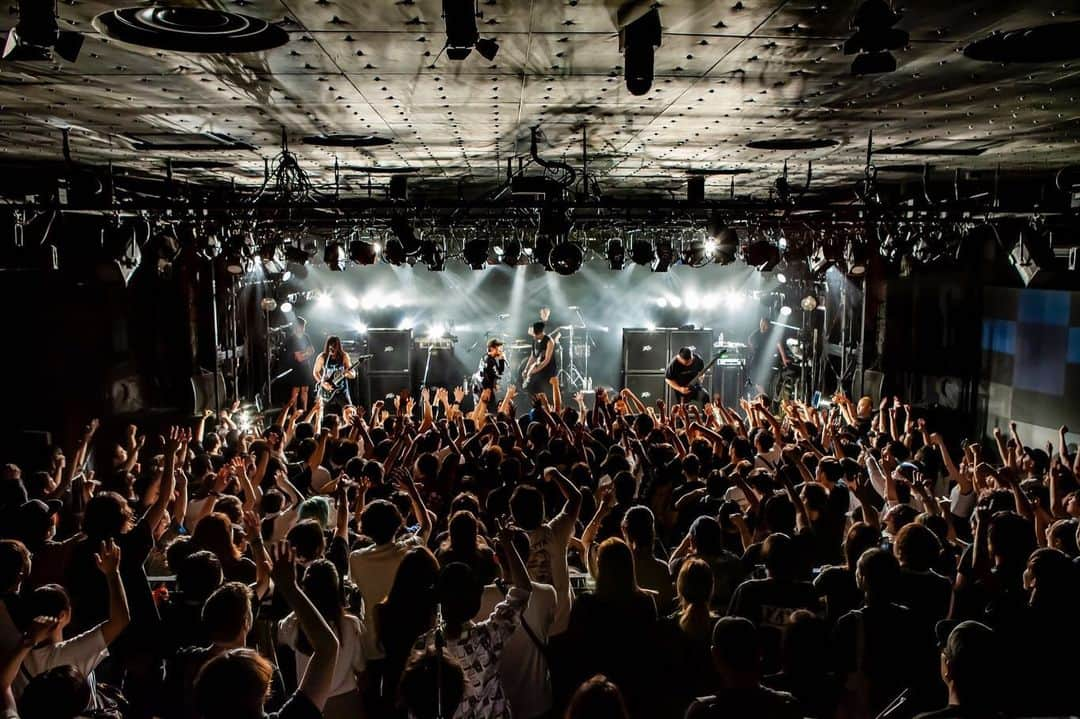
[665,346,709,404]
[312,335,356,415]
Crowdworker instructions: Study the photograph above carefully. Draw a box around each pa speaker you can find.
[623,328,670,373]
[366,329,412,373]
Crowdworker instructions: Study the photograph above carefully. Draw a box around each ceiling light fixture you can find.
[620,7,661,96]
[442,0,499,61]
[606,239,625,270]
[463,238,489,270]
[348,239,378,266]
[843,0,908,75]
[550,242,584,275]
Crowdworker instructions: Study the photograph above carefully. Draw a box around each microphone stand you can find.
[434,602,445,719]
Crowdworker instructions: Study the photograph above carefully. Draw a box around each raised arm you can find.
[396,469,433,544]
[146,427,179,533]
[270,543,339,711]
[93,539,131,644]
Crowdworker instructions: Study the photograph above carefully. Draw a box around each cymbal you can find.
[714,340,748,349]
[555,324,587,330]
[507,341,532,350]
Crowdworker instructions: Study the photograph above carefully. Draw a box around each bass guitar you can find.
[671,350,728,400]
[317,354,372,403]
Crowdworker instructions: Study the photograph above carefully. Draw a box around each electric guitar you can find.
[671,350,728,399]
[520,331,561,384]
[317,354,372,403]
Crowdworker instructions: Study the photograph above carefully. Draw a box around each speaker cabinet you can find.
[366,372,412,407]
[670,329,715,360]
[366,329,412,373]
[623,329,670,373]
[624,373,668,406]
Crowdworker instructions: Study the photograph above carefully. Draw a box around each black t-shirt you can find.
[813,565,861,625]
[665,353,705,388]
[478,354,507,390]
[532,335,557,378]
[285,333,314,370]
[685,685,802,719]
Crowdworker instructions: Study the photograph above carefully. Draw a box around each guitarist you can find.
[665,346,709,404]
[522,321,559,400]
[312,335,356,415]
[284,316,315,412]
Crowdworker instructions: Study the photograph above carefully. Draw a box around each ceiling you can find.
[0,1,1078,198]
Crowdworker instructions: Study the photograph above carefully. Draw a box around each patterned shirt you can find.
[410,587,529,719]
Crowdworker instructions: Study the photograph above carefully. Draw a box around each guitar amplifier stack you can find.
[359,329,412,406]
[622,328,715,406]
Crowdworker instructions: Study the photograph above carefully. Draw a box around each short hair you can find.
[844,522,881,569]
[360,500,404,545]
[689,515,725,556]
[677,347,693,361]
[856,548,900,599]
[762,533,798,581]
[711,616,760,673]
[0,539,30,592]
[566,674,629,719]
[509,485,544,530]
[398,647,465,719]
[201,582,253,644]
[287,519,327,562]
[893,523,941,571]
[194,648,274,719]
[612,471,637,504]
[82,492,133,541]
[29,584,70,619]
[943,621,999,705]
[531,321,545,335]
[19,665,91,719]
[621,505,656,549]
[437,562,483,629]
[176,549,224,602]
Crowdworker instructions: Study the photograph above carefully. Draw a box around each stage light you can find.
[621,8,661,96]
[443,0,499,61]
[776,258,810,285]
[654,239,674,272]
[224,245,252,275]
[533,235,554,271]
[420,239,445,271]
[324,242,345,271]
[606,239,625,270]
[682,237,711,267]
[475,37,499,61]
[745,239,780,271]
[779,305,792,317]
[342,293,359,310]
[685,294,701,310]
[704,239,717,256]
[503,239,522,266]
[3,0,84,63]
[714,227,739,265]
[285,245,310,265]
[800,295,819,312]
[667,294,683,309]
[389,215,420,256]
[463,239,490,270]
[389,293,404,308]
[810,243,843,275]
[426,322,447,339]
[398,317,415,330]
[630,239,655,266]
[315,292,333,308]
[383,238,408,266]
[846,241,869,277]
[550,242,584,275]
[353,321,368,334]
[646,322,657,332]
[260,297,277,312]
[348,239,378,266]
[280,301,294,313]
[723,290,746,310]
[656,297,668,308]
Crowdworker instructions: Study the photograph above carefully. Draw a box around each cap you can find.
[20,498,63,519]
[487,338,504,349]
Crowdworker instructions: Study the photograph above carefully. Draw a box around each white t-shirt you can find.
[477,582,557,719]
[278,613,369,698]
[348,533,424,655]
[526,505,577,635]
[16,627,108,707]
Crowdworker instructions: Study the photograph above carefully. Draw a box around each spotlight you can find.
[348,239,378,266]
[681,237,711,267]
[426,322,447,339]
[667,294,683,309]
[280,301,294,313]
[443,0,498,61]
[846,241,869,277]
[343,293,359,310]
[463,238,490,270]
[475,37,499,61]
[324,242,345,271]
[654,239,675,272]
[779,305,792,317]
[630,239,655,266]
[549,242,584,275]
[353,321,368,334]
[285,244,311,270]
[776,258,810,285]
[419,239,445,271]
[398,317,415,330]
[744,239,780,271]
[621,8,661,96]
[605,239,626,270]
[315,292,333,308]
[383,238,408,266]
[533,235,554,271]
[502,239,522,266]
[714,226,739,265]
[656,297,668,308]
[810,243,843,275]
[3,0,84,63]
[844,0,908,76]
[389,215,420,256]
[800,295,819,312]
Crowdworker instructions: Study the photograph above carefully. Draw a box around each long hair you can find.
[323,335,342,360]
[377,547,439,654]
[295,560,344,655]
[595,538,638,600]
[192,512,241,563]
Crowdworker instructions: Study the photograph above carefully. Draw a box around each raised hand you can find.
[241,510,261,540]
[24,616,61,646]
[573,391,585,404]
[269,541,297,588]
[453,385,466,404]
[94,539,121,576]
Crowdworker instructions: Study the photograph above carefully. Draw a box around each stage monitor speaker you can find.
[366,371,412,408]
[858,369,885,406]
[366,329,412,373]
[670,329,715,360]
[624,373,667,406]
[190,370,227,415]
[623,329,670,373]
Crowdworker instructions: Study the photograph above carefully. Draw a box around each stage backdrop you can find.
[980,287,1080,450]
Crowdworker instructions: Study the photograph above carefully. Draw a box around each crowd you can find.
[1,384,1078,719]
